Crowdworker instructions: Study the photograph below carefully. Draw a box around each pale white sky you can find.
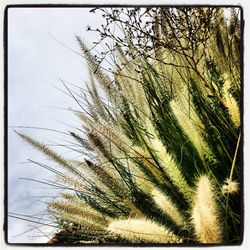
[8,7,105,243]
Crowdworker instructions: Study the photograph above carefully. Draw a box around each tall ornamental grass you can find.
[17,7,242,244]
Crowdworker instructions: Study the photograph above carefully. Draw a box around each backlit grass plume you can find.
[192,176,222,243]
[107,218,183,243]
[17,7,242,245]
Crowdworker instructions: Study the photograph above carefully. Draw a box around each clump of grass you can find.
[17,7,241,244]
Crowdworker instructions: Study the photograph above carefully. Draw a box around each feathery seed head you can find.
[144,119,193,201]
[222,73,240,128]
[151,188,185,227]
[222,178,239,195]
[107,218,183,243]
[169,98,212,161]
[192,175,222,243]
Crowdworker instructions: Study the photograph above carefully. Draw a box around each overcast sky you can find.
[8,7,106,243]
